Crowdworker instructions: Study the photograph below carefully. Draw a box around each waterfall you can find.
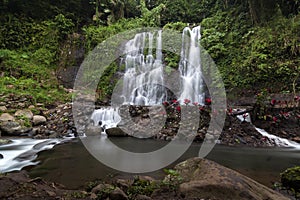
[178,26,204,104]
[236,109,300,149]
[91,27,205,132]
[121,30,166,105]
[91,108,121,129]
[255,127,300,149]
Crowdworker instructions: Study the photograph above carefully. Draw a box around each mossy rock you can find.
[281,166,300,193]
[0,139,12,145]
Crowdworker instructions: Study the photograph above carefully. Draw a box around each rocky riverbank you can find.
[0,93,299,147]
[0,157,291,200]
[0,94,76,139]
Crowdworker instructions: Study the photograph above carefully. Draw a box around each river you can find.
[15,136,299,189]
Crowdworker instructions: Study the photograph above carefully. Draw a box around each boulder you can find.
[85,124,102,136]
[171,158,289,200]
[106,127,128,137]
[0,113,15,122]
[109,187,128,200]
[14,109,33,120]
[0,139,12,145]
[32,115,47,125]
[0,154,3,159]
[0,121,31,135]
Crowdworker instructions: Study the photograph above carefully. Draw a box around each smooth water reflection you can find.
[28,136,300,189]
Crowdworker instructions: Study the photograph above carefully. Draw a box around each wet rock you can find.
[172,158,289,200]
[106,127,128,137]
[33,115,47,125]
[109,187,128,200]
[0,139,12,145]
[49,132,58,138]
[0,154,3,159]
[0,113,15,122]
[293,137,300,143]
[0,121,31,135]
[14,109,33,120]
[85,124,102,136]
[33,134,46,139]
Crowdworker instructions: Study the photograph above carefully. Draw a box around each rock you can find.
[0,113,15,122]
[135,194,152,200]
[49,132,58,138]
[106,127,128,137]
[0,171,80,199]
[28,105,35,109]
[91,183,113,194]
[170,158,289,200]
[46,190,56,197]
[90,192,97,199]
[138,176,156,182]
[33,115,47,125]
[0,154,3,159]
[17,102,26,108]
[109,187,128,200]
[85,124,102,136]
[29,127,39,136]
[0,121,31,135]
[33,134,46,139]
[0,106,7,112]
[116,179,133,191]
[0,139,12,145]
[293,137,300,143]
[14,109,33,120]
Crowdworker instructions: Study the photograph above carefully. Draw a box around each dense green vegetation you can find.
[280,166,300,198]
[0,0,299,104]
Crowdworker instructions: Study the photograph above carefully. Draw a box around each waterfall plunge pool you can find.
[23,136,300,189]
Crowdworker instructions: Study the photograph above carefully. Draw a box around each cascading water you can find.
[91,26,205,132]
[178,26,204,104]
[121,30,167,105]
[91,108,121,129]
[236,109,300,149]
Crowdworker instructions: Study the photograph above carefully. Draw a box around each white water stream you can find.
[0,136,74,173]
[236,110,300,149]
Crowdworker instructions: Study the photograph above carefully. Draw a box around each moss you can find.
[280,166,300,196]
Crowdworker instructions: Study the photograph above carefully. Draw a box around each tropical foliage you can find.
[0,0,299,103]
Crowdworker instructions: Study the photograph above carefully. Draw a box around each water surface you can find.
[27,137,300,189]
